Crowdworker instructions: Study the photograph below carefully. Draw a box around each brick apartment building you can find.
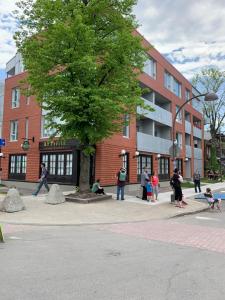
[1,34,204,187]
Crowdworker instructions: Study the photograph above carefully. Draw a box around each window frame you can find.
[9,154,27,180]
[11,87,20,108]
[143,56,157,79]
[10,120,18,141]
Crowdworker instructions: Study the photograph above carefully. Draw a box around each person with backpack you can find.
[170,168,184,208]
[32,163,50,196]
[116,167,127,200]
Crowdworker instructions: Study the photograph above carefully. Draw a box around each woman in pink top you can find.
[151,171,159,201]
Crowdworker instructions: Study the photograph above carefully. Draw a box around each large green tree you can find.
[192,67,225,143]
[14,0,151,192]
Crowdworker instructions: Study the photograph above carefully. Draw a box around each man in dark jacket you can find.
[141,167,149,200]
[193,169,201,193]
[32,163,50,196]
[170,168,184,208]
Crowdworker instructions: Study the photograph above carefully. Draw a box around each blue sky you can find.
[0,0,225,81]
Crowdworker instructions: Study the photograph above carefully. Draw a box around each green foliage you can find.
[210,145,219,171]
[14,0,153,151]
[192,67,225,140]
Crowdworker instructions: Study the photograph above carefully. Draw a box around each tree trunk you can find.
[79,151,90,193]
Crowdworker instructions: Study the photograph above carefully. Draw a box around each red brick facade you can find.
[2,32,204,186]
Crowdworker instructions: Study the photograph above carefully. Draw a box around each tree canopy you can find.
[14,0,151,154]
[192,67,225,141]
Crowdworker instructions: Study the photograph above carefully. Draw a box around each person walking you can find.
[116,167,127,200]
[32,163,50,196]
[170,168,184,208]
[141,167,149,200]
[152,171,159,201]
[193,169,201,193]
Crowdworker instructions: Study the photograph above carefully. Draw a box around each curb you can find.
[170,206,209,218]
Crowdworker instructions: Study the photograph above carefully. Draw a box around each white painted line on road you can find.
[8,236,22,240]
[195,216,221,221]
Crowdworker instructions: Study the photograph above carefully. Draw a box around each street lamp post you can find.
[172,92,218,170]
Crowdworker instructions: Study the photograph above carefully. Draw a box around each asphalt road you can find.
[1,208,225,300]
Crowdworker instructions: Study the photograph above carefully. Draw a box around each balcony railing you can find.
[194,148,202,159]
[138,99,172,127]
[193,126,202,138]
[137,132,172,155]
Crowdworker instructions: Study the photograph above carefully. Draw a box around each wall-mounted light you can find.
[21,137,35,151]
[133,151,140,159]
[155,153,161,160]
[119,149,126,157]
[184,157,189,162]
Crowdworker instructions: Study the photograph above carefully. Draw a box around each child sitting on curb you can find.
[204,188,222,211]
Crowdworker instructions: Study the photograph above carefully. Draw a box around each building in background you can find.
[0,81,5,138]
[1,33,204,187]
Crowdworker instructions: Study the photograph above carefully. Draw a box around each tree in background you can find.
[14,0,152,192]
[192,67,225,143]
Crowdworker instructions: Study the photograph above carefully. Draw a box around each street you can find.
[1,207,225,300]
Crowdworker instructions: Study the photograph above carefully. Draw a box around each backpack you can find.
[119,171,126,181]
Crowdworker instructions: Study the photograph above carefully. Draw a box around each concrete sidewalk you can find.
[1,181,222,226]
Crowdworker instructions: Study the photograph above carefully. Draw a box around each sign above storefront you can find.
[39,139,79,151]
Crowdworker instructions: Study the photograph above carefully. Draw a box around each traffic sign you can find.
[0,139,5,146]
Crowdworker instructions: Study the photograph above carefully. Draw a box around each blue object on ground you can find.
[213,193,225,200]
[194,194,207,199]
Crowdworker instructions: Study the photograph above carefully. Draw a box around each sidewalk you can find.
[1,182,222,226]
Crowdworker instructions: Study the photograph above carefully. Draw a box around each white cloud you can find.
[0,0,17,70]
[0,0,225,80]
[134,0,225,79]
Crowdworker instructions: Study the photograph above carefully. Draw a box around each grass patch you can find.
[181,182,195,189]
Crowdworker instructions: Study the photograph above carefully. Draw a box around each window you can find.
[176,106,182,123]
[41,152,74,180]
[158,157,170,180]
[185,89,190,103]
[176,132,183,149]
[10,120,18,141]
[144,57,156,79]
[122,115,130,138]
[175,159,183,174]
[137,155,152,180]
[9,154,27,180]
[25,118,29,139]
[164,72,181,97]
[122,153,129,182]
[41,116,57,138]
[12,88,20,108]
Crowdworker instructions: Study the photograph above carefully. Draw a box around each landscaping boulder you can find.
[45,184,65,205]
[1,188,25,213]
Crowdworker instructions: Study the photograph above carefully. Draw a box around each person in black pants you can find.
[193,169,201,193]
[141,167,149,200]
[170,168,184,208]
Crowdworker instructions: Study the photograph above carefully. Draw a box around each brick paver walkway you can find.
[102,220,225,254]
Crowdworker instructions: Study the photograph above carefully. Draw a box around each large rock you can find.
[1,188,25,213]
[45,184,65,205]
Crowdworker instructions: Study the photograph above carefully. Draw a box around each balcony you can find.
[138,99,172,127]
[185,121,192,134]
[194,148,202,159]
[6,53,24,77]
[137,132,172,155]
[193,126,202,138]
[185,145,192,158]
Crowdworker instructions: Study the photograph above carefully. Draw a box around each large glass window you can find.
[144,57,156,79]
[9,154,27,180]
[164,71,181,97]
[10,120,18,141]
[176,106,182,123]
[40,152,74,180]
[158,157,170,180]
[137,155,152,180]
[12,88,20,108]
[41,116,57,138]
